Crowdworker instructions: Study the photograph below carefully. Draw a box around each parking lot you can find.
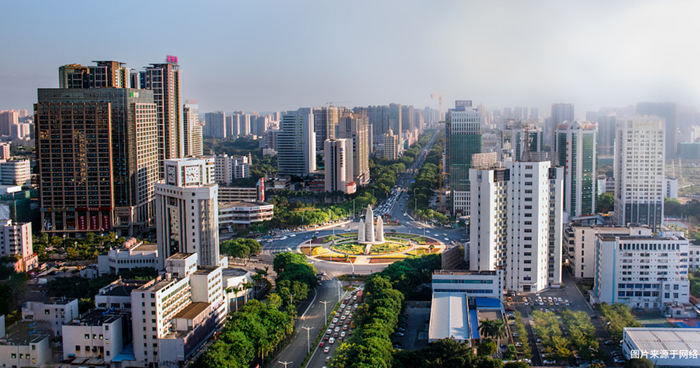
[393,306,431,351]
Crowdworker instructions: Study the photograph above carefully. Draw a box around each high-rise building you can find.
[0,159,31,186]
[0,217,37,272]
[0,110,18,136]
[59,61,132,89]
[414,109,425,133]
[614,115,665,232]
[447,100,483,216]
[313,106,340,150]
[36,88,159,236]
[17,109,28,118]
[367,105,390,142]
[388,103,402,135]
[134,58,183,175]
[529,107,539,120]
[10,123,31,140]
[155,158,219,268]
[502,120,544,161]
[252,115,268,136]
[506,159,563,292]
[324,139,351,193]
[278,108,316,177]
[401,105,414,133]
[636,102,678,159]
[183,102,200,156]
[555,121,597,217]
[337,111,370,185]
[205,111,226,138]
[597,114,616,156]
[382,128,400,160]
[214,154,250,185]
[550,103,574,145]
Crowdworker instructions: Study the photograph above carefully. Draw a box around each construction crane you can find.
[431,92,449,213]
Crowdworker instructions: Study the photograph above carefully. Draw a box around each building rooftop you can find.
[599,234,687,241]
[625,327,700,352]
[0,321,51,345]
[221,268,249,277]
[429,292,470,342]
[193,266,219,276]
[174,302,210,320]
[219,201,272,208]
[66,309,125,327]
[169,253,195,260]
[101,280,150,297]
[132,242,157,252]
[433,270,499,276]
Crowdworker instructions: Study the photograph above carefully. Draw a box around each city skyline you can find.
[2,1,700,115]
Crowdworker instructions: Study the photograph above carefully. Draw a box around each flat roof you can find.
[222,268,249,277]
[220,201,273,208]
[625,327,700,352]
[1,321,51,345]
[67,309,125,326]
[193,266,219,275]
[132,242,157,251]
[168,253,195,259]
[429,292,470,341]
[174,302,210,320]
[599,235,687,241]
[102,280,150,297]
[475,297,502,309]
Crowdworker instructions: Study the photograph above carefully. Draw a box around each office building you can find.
[278,108,316,177]
[591,233,691,310]
[218,201,274,228]
[261,129,279,151]
[431,270,504,301]
[0,110,18,136]
[10,123,31,140]
[598,114,616,156]
[382,128,400,160]
[97,239,159,275]
[448,100,483,216]
[36,88,159,236]
[324,139,351,193]
[337,111,370,185]
[468,153,508,271]
[0,159,31,186]
[502,120,544,161]
[555,121,597,217]
[61,309,127,363]
[529,107,539,120]
[134,57,183,175]
[564,225,651,280]
[22,298,79,336]
[218,186,263,203]
[506,159,563,292]
[313,106,340,150]
[636,102,678,159]
[550,103,574,145]
[59,61,132,89]
[183,102,201,156]
[130,253,225,365]
[154,158,219,268]
[613,116,665,232]
[205,111,226,138]
[367,105,390,138]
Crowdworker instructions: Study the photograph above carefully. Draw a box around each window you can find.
[44,310,50,315]
[105,325,109,331]
[75,346,80,352]
[84,334,89,339]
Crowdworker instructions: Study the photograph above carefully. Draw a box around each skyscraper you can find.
[448,100,483,216]
[0,110,18,136]
[134,57,183,176]
[183,102,200,156]
[401,105,414,133]
[529,107,539,120]
[313,106,340,150]
[155,158,219,268]
[36,88,159,236]
[550,103,574,145]
[597,114,616,156]
[205,111,226,138]
[388,103,402,135]
[636,102,678,159]
[278,108,316,177]
[324,139,351,193]
[502,120,544,161]
[614,115,665,232]
[556,121,597,217]
[337,111,370,185]
[59,61,132,89]
[382,128,400,160]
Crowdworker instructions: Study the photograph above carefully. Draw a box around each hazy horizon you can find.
[2,0,699,118]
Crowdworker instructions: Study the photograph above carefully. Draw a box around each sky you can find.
[2,0,700,117]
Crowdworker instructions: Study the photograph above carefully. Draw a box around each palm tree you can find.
[242,281,254,304]
[478,318,507,341]
[251,274,262,299]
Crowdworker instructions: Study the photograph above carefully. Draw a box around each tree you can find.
[504,362,529,368]
[597,192,614,213]
[477,339,497,356]
[624,358,654,368]
[199,330,254,368]
[266,293,282,309]
[503,344,518,360]
[479,318,507,341]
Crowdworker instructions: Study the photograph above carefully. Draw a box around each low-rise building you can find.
[222,268,254,312]
[217,186,261,203]
[95,279,149,310]
[219,201,274,228]
[22,297,79,336]
[564,225,651,280]
[97,241,159,275]
[429,292,471,344]
[0,317,52,367]
[591,233,692,314]
[61,309,128,363]
[432,270,504,301]
[622,327,700,367]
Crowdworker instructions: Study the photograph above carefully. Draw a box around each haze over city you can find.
[2,0,700,114]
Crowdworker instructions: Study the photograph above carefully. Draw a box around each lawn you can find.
[316,255,355,263]
[390,234,420,239]
[369,242,410,254]
[331,243,366,255]
[337,233,358,238]
[406,247,438,256]
[413,236,440,245]
[369,257,406,263]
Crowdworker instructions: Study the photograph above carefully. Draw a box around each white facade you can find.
[665,177,679,199]
[183,103,200,157]
[506,160,563,292]
[591,234,691,310]
[382,128,400,160]
[469,164,509,271]
[218,201,274,226]
[324,139,349,193]
[22,297,79,336]
[689,244,700,272]
[337,112,370,185]
[614,116,665,232]
[155,158,219,268]
[0,159,30,186]
[215,154,250,185]
[278,108,316,177]
[622,328,700,367]
[432,270,503,301]
[564,225,652,280]
[61,311,125,362]
[0,318,51,368]
[97,242,159,275]
[0,218,37,272]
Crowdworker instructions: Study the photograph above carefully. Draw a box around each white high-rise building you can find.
[0,217,37,272]
[278,108,316,177]
[183,102,200,157]
[155,158,220,268]
[469,153,508,271]
[506,159,563,292]
[324,139,350,193]
[337,111,370,186]
[555,121,597,217]
[214,154,250,185]
[613,116,665,232]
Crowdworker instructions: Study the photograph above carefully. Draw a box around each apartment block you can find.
[22,297,79,336]
[61,310,127,362]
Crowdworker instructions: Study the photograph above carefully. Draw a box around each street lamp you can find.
[302,326,312,354]
[320,300,331,321]
[413,188,417,215]
[278,361,293,368]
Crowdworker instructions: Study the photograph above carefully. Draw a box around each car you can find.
[515,342,522,347]
[340,316,346,321]
[340,331,346,338]
[329,324,335,329]
[334,327,340,332]
[324,335,329,341]
[604,340,615,345]
[614,357,626,364]
[326,329,332,335]
[325,356,332,362]
[543,360,556,365]
[512,332,519,338]
[333,333,338,338]
[324,346,330,353]
[396,327,406,332]
[343,325,348,330]
[444,238,449,241]
[332,318,338,323]
[395,331,405,336]
[329,337,335,344]
[320,341,325,347]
